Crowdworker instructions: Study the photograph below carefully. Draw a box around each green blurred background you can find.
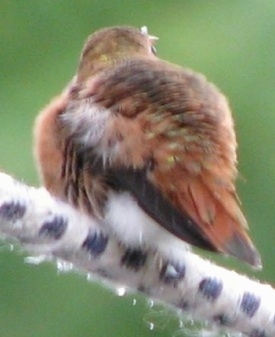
[1,1,275,336]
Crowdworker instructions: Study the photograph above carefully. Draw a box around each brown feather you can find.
[80,57,261,266]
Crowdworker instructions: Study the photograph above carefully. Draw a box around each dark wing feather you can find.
[77,143,215,250]
[107,167,217,251]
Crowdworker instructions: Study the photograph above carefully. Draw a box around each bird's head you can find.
[77,26,158,82]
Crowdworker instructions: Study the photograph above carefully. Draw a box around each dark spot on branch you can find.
[82,231,108,257]
[39,216,68,240]
[0,201,26,221]
[240,292,260,318]
[160,260,185,286]
[199,277,222,301]
[121,247,147,271]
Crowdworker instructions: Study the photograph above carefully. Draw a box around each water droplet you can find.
[24,255,47,265]
[188,319,194,326]
[116,287,126,297]
[86,273,94,282]
[148,299,155,308]
[7,243,14,252]
[0,242,14,252]
[56,259,73,273]
[149,322,155,331]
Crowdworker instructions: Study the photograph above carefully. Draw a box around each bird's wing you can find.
[63,58,260,267]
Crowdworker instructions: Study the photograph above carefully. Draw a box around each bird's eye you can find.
[151,45,157,55]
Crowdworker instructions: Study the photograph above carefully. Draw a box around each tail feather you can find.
[178,177,261,268]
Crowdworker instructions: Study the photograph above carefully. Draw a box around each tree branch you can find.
[0,172,274,337]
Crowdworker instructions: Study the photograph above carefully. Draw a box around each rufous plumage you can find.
[34,26,261,267]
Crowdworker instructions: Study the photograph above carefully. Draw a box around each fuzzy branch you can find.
[0,172,274,337]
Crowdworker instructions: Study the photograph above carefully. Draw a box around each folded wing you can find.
[64,58,261,267]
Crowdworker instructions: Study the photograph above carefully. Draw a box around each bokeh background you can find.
[1,1,275,337]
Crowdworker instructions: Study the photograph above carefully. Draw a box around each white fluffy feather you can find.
[63,99,110,147]
[104,190,190,259]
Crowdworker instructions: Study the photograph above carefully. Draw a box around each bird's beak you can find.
[140,26,159,41]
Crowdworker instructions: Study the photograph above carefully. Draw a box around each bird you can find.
[34,25,261,268]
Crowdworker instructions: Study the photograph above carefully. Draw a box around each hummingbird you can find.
[34,26,261,267]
